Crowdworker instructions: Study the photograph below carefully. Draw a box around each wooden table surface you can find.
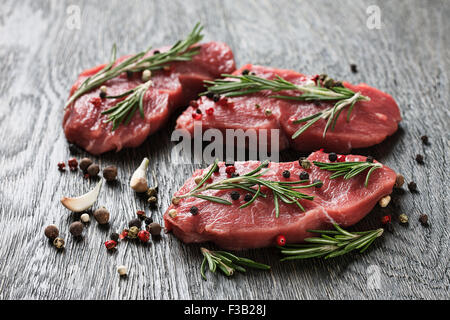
[0,0,448,300]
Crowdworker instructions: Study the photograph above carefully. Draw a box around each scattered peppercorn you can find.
[214,165,220,173]
[264,109,272,116]
[225,166,236,176]
[99,91,106,99]
[103,165,118,181]
[205,92,214,100]
[127,226,139,239]
[420,135,429,145]
[87,163,100,177]
[366,156,374,163]
[138,230,150,243]
[282,170,291,178]
[381,215,392,225]
[190,206,199,215]
[147,196,157,205]
[153,50,160,55]
[68,158,78,170]
[93,207,110,224]
[117,265,127,277]
[337,154,346,162]
[84,173,90,179]
[80,213,90,223]
[192,112,202,120]
[144,217,153,225]
[126,70,133,78]
[419,214,429,226]
[147,187,157,197]
[313,179,323,188]
[104,240,117,250]
[53,237,65,249]
[394,174,405,188]
[350,64,358,73]
[230,191,240,201]
[408,181,418,192]
[128,218,142,229]
[69,221,84,237]
[244,193,253,202]
[44,225,59,240]
[328,152,337,162]
[299,158,312,170]
[119,229,129,240]
[299,171,309,180]
[206,107,214,115]
[57,162,66,171]
[212,94,220,102]
[147,222,162,236]
[276,235,286,246]
[398,214,409,224]
[231,172,240,178]
[168,209,177,218]
[242,69,250,75]
[110,232,120,242]
[415,154,424,164]
[137,210,146,219]
[79,158,93,171]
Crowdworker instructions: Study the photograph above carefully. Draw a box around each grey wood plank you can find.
[0,0,448,300]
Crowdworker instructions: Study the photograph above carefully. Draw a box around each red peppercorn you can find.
[84,173,90,179]
[337,155,346,162]
[225,166,236,176]
[104,240,117,250]
[137,210,145,218]
[217,97,228,107]
[206,107,214,115]
[192,112,202,120]
[119,229,128,240]
[68,158,78,170]
[57,162,66,171]
[319,148,324,152]
[381,215,392,225]
[138,230,150,243]
[89,97,102,107]
[207,177,213,183]
[276,235,286,246]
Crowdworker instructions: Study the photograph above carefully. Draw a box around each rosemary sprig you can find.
[202,74,370,138]
[200,247,270,280]
[65,23,204,129]
[176,159,321,218]
[279,223,384,260]
[313,160,382,187]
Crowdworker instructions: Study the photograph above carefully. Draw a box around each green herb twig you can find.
[313,160,382,187]
[200,247,270,280]
[279,223,384,260]
[65,23,204,129]
[176,159,321,218]
[202,74,370,139]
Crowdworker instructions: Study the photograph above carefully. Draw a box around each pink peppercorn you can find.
[104,240,117,250]
[192,112,202,120]
[206,108,214,115]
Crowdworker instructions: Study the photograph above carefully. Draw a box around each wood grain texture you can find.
[0,0,448,300]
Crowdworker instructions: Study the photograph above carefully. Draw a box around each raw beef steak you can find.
[176,64,401,153]
[164,151,396,250]
[63,42,235,155]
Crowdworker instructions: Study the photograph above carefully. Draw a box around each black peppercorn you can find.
[408,181,417,192]
[103,165,118,181]
[147,222,162,236]
[230,191,240,201]
[366,156,374,163]
[93,207,110,224]
[299,171,309,180]
[421,135,429,145]
[419,214,429,226]
[126,70,133,78]
[242,69,250,75]
[79,158,93,172]
[244,194,252,202]
[282,170,290,178]
[190,206,199,215]
[110,232,120,242]
[144,217,153,225]
[87,163,100,177]
[328,153,337,162]
[314,179,323,188]
[128,218,142,229]
[44,225,59,240]
[212,94,220,102]
[415,154,424,164]
[69,221,84,237]
[99,91,106,99]
[205,92,214,100]
[153,50,160,55]
[350,64,358,73]
[231,172,240,178]
[196,108,202,114]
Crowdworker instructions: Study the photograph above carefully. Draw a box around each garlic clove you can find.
[130,157,149,192]
[61,180,102,212]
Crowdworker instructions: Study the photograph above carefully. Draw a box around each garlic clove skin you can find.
[130,157,149,192]
[61,180,102,212]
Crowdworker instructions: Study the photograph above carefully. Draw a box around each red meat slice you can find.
[175,64,401,153]
[164,151,396,250]
[63,42,235,155]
